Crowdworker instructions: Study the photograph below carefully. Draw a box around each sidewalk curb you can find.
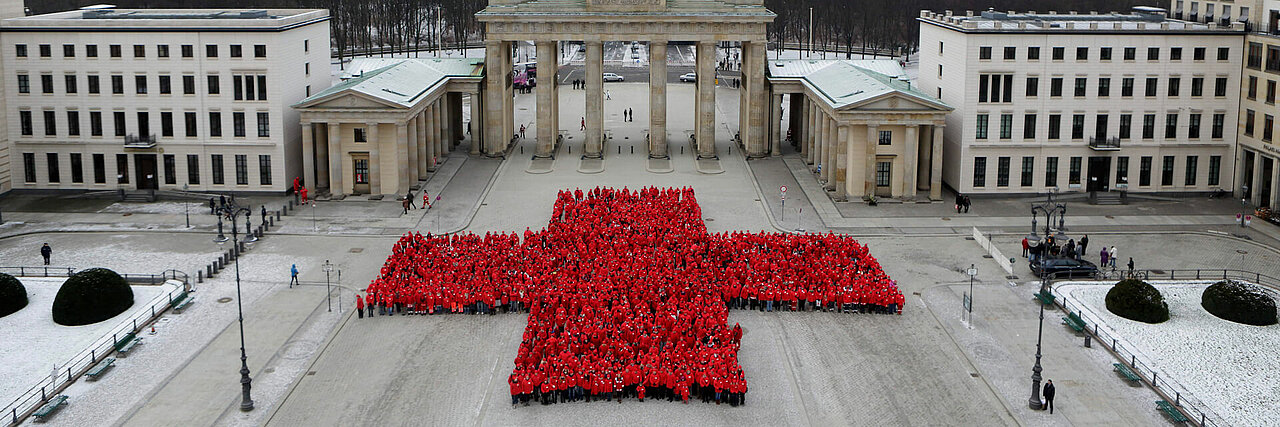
[444,152,510,235]
[259,290,356,426]
[740,156,802,235]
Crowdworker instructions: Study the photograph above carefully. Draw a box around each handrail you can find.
[0,266,75,277]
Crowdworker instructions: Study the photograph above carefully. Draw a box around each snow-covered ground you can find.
[1059,281,1280,426]
[99,201,196,215]
[0,278,175,409]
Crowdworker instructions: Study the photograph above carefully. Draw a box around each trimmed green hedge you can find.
[0,272,27,318]
[1202,280,1278,326]
[1105,279,1170,324]
[52,268,134,326]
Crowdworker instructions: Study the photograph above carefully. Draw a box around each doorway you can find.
[1087,157,1111,192]
[352,154,369,195]
[134,154,158,190]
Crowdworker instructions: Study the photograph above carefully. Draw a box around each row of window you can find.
[971,155,1222,188]
[973,45,1230,62]
[18,109,270,138]
[16,43,269,59]
[22,152,272,186]
[16,72,269,100]
[976,74,1230,103]
[973,112,1226,141]
[1242,109,1277,142]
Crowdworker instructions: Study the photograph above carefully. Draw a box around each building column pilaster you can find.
[367,122,381,195]
[864,124,879,198]
[904,125,919,198]
[930,125,945,200]
[301,122,315,189]
[770,94,783,156]
[469,92,483,155]
[834,124,850,200]
[535,41,559,158]
[396,122,409,194]
[407,114,419,185]
[695,41,717,159]
[327,122,342,194]
[585,40,604,158]
[649,40,668,158]
[426,103,438,171]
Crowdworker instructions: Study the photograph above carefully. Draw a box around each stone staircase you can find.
[1090,191,1125,205]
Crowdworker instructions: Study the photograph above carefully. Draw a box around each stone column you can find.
[770,94,783,156]
[449,92,464,147]
[1236,150,1250,199]
[301,122,315,189]
[904,125,919,198]
[819,115,832,185]
[367,122,381,195]
[798,100,809,160]
[806,100,817,165]
[741,41,768,157]
[930,125,945,200]
[396,122,410,193]
[535,41,559,158]
[585,40,604,158]
[469,92,483,155]
[484,40,511,156]
[695,41,717,159]
[407,114,419,184]
[864,124,879,198]
[1271,157,1280,208]
[426,103,438,170]
[1253,152,1265,202]
[789,93,803,148]
[327,122,341,194]
[435,99,447,157]
[416,113,428,179]
[649,40,668,158]
[826,117,839,191]
[834,124,849,200]
[438,96,451,154]
[316,123,330,188]
[918,125,932,191]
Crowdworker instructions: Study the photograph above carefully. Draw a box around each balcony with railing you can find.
[124,134,157,149]
[1089,137,1121,151]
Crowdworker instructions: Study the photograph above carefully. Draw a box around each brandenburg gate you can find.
[475,0,776,160]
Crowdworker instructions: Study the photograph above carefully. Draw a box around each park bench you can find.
[1061,312,1086,332]
[1034,289,1055,306]
[1112,363,1141,383]
[32,395,68,423]
[1156,400,1189,423]
[173,295,197,313]
[85,358,116,381]
[114,333,143,357]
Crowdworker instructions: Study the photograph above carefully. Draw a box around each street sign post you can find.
[780,186,788,221]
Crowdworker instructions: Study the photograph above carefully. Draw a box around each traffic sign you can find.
[780,185,787,193]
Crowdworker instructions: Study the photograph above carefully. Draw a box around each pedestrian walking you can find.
[289,264,299,288]
[962,195,971,213]
[356,295,365,319]
[519,124,526,139]
[581,117,586,131]
[1109,246,1117,268]
[40,243,52,265]
[1022,237,1030,257]
[1100,248,1110,268]
[365,292,375,318]
[300,186,309,204]
[406,190,417,209]
[955,193,963,213]
[606,90,611,100]
[1127,257,1135,274]
[423,191,432,210]
[219,194,227,208]
[1043,380,1055,413]
[1079,235,1089,256]
[402,198,411,215]
[209,197,217,215]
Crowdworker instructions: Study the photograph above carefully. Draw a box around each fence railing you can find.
[1037,268,1280,427]
[0,266,75,277]
[3,271,189,426]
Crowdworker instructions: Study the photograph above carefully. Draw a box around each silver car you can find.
[603,73,624,82]
[679,73,697,82]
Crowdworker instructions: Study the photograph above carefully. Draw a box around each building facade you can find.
[918,9,1244,196]
[0,8,329,194]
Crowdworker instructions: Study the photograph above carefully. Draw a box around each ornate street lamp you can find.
[214,200,255,412]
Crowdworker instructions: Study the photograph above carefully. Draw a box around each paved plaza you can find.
[3,78,1280,427]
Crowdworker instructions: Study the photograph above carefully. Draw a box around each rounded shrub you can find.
[1201,280,1278,326]
[51,268,134,326]
[1105,279,1170,324]
[0,272,28,318]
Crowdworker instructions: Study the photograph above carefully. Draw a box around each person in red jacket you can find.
[355,295,364,319]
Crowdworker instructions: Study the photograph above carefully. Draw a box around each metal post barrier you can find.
[239,241,245,253]
[1152,371,1158,384]
[197,269,204,283]
[1175,392,1181,406]
[132,318,137,332]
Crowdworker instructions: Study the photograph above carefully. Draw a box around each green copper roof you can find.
[769,60,951,111]
[296,58,484,109]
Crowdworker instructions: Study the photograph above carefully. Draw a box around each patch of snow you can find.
[1058,281,1280,427]
[99,202,195,215]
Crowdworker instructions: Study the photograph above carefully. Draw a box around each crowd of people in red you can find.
[361,187,903,407]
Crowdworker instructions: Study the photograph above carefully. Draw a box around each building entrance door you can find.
[134,154,158,190]
[352,154,370,195]
[1087,157,1111,192]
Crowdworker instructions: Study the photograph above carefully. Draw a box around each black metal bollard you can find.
[197,269,204,283]
[238,241,245,253]
[1084,335,1091,348]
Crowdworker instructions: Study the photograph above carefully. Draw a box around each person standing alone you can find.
[289,264,300,288]
[1043,379,1056,413]
[40,243,52,265]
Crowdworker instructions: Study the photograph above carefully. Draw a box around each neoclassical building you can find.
[769,60,952,201]
[293,58,482,197]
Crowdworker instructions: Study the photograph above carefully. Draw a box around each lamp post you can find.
[323,260,334,312]
[214,201,255,412]
[1240,185,1250,228]
[1029,270,1048,410]
[964,264,977,328]
[183,184,190,228]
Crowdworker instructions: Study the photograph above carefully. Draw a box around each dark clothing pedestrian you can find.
[40,243,51,265]
[219,195,227,208]
[210,198,217,215]
[955,194,963,213]
[1043,381,1056,413]
[962,196,971,213]
[1079,235,1089,257]
[402,199,411,215]
[261,206,268,225]
[406,191,416,209]
[290,264,299,288]
[1127,258,1135,274]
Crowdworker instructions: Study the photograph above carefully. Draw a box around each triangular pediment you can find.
[838,92,949,112]
[304,92,405,110]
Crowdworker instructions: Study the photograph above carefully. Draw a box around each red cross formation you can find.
[366,187,902,401]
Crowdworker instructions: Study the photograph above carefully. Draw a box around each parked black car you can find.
[1030,257,1099,278]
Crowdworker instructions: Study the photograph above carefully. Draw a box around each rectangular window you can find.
[1050,78,1063,97]
[161,112,173,137]
[1098,78,1110,97]
[157,44,169,58]
[1148,47,1160,61]
[1052,47,1064,60]
[109,44,121,58]
[972,157,986,188]
[70,153,83,183]
[1246,76,1254,99]
[1023,114,1036,139]
[877,130,891,145]
[1095,114,1109,139]
[1167,77,1180,97]
[979,46,991,60]
[1045,157,1058,187]
[163,154,176,185]
[258,155,272,185]
[1249,42,1263,68]
[206,44,218,58]
[1069,157,1082,185]
[233,76,242,100]
[134,75,147,94]
[89,111,102,136]
[112,111,126,137]
[1214,77,1227,97]
[999,114,1012,139]
[158,75,171,94]
[132,44,144,58]
[1193,47,1205,61]
[19,110,31,135]
[211,154,224,185]
[16,74,28,94]
[62,44,74,58]
[207,75,220,95]
[93,153,105,183]
[1161,156,1175,186]
[1191,77,1203,97]
[43,110,56,136]
[111,75,123,94]
[1025,77,1038,97]
[354,128,367,143]
[187,154,200,185]
[46,153,60,183]
[1100,47,1112,61]
[978,75,988,103]
[116,154,128,184]
[233,112,246,137]
[209,112,222,137]
[15,44,26,57]
[85,44,98,58]
[181,44,193,58]
[1117,157,1130,186]
[1188,113,1201,139]
[1124,47,1136,61]
[87,75,99,94]
[1020,157,1034,187]
[1266,115,1275,142]
[256,75,267,100]
[234,155,248,185]
[1145,78,1158,97]
[66,111,79,136]
[22,153,35,183]
[1143,114,1156,139]
[185,112,197,137]
[38,44,50,57]
[1048,114,1061,140]
[1121,78,1134,97]
[1119,114,1132,139]
[1076,47,1088,61]
[1211,113,1224,139]
[1208,156,1221,186]
[254,44,266,58]
[975,114,988,139]
[305,39,310,52]
[1165,113,1178,139]
[1218,47,1229,61]
[875,161,891,187]
[1269,80,1278,104]
[40,74,52,94]
[1246,110,1256,136]
[183,75,195,95]
[230,44,242,58]
[1074,78,1086,97]
[1071,114,1085,139]
[1170,47,1182,61]
[1027,46,1040,60]
[1185,156,1198,186]
[996,157,1010,187]
[64,74,77,94]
